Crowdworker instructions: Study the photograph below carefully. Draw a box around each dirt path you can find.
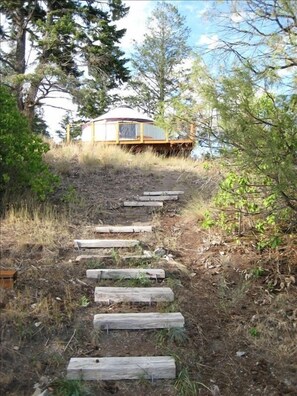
[0,157,296,395]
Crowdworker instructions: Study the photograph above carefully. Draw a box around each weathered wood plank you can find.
[143,191,184,196]
[94,225,153,233]
[67,356,176,380]
[76,254,153,262]
[93,312,184,330]
[123,201,163,207]
[87,268,165,280]
[138,195,178,201]
[94,287,174,304]
[74,239,139,249]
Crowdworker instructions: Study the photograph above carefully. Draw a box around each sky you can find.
[45,0,222,139]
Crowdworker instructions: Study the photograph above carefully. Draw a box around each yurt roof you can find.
[93,107,153,122]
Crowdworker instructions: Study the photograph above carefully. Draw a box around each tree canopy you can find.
[0,0,130,126]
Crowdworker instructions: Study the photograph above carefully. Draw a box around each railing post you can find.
[116,122,120,144]
[190,123,195,140]
[91,121,95,143]
[140,123,144,143]
[66,124,71,144]
[165,129,169,142]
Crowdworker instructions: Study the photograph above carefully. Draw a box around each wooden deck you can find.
[108,139,194,155]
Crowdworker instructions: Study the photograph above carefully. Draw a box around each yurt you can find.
[81,106,166,142]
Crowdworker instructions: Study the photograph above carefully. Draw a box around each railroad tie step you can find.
[67,356,176,380]
[87,268,165,280]
[75,254,153,262]
[74,239,139,249]
[123,201,163,207]
[137,195,178,201]
[93,312,185,330]
[94,225,153,233]
[94,287,174,304]
[143,191,184,196]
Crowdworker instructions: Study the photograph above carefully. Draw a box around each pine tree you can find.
[125,1,191,118]
[0,0,130,126]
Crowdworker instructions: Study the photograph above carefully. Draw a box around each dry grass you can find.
[45,142,209,174]
[0,202,71,254]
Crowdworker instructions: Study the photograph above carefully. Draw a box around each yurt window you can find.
[119,123,136,139]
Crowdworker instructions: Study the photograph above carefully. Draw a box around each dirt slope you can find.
[0,149,296,395]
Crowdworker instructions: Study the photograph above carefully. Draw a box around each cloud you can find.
[230,12,245,23]
[198,34,220,50]
[117,0,153,52]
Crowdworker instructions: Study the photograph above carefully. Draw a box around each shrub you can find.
[0,86,59,202]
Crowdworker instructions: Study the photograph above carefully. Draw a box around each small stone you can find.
[236,351,246,357]
[190,273,196,277]
[154,247,166,257]
[34,322,42,328]
[13,346,19,351]
[56,297,62,301]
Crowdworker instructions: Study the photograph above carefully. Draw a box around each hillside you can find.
[0,144,296,396]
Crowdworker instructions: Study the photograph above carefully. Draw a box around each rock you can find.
[154,247,166,257]
[32,385,49,396]
[236,351,246,357]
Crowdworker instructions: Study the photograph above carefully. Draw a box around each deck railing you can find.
[67,121,195,144]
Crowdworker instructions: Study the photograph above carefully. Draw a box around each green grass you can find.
[51,379,92,396]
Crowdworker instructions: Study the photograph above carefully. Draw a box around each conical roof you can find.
[94,106,153,122]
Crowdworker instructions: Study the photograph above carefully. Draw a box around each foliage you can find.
[56,112,82,141]
[125,1,191,118]
[195,64,297,243]
[0,85,59,202]
[0,0,130,125]
[215,0,297,77]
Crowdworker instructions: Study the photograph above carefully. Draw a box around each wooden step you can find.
[67,356,176,380]
[123,201,163,207]
[76,254,153,262]
[138,195,178,201]
[143,191,184,196]
[94,287,174,304]
[93,312,185,330]
[74,239,139,249]
[94,225,153,233]
[87,268,165,280]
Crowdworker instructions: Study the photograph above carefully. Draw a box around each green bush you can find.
[0,85,59,201]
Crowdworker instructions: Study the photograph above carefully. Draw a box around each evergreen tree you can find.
[125,1,191,118]
[0,0,130,126]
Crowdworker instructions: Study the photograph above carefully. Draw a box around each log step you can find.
[76,254,153,262]
[94,225,153,233]
[67,356,176,380]
[143,191,184,196]
[138,196,178,201]
[93,312,185,330]
[87,268,165,280]
[94,287,174,304]
[74,239,139,249]
[123,201,163,207]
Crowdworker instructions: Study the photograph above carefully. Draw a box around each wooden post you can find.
[190,123,195,141]
[66,124,71,144]
[165,129,169,142]
[91,121,95,143]
[140,122,144,143]
[116,122,120,144]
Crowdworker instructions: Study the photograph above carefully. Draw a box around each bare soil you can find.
[0,156,296,395]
